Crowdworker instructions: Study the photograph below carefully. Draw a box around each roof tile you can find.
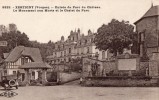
[5,46,42,62]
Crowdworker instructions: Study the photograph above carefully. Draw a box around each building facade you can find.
[0,23,17,36]
[47,29,113,64]
[1,46,43,80]
[134,5,159,59]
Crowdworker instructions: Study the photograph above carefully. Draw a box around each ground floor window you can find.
[13,71,16,75]
[32,71,35,80]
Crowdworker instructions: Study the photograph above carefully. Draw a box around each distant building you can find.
[47,29,113,64]
[0,25,8,36]
[8,23,17,32]
[0,23,17,36]
[134,5,159,58]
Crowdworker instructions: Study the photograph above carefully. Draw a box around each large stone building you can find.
[47,29,113,64]
[134,5,159,59]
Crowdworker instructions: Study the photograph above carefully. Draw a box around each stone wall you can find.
[46,72,57,82]
[82,57,104,77]
[102,61,117,75]
[83,77,159,87]
[138,61,149,76]
[48,64,69,72]
[149,60,158,76]
[82,52,159,77]
[58,72,81,84]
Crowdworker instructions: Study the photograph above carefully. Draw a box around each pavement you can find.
[63,79,80,86]
[0,82,159,100]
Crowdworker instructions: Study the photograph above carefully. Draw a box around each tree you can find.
[0,24,55,61]
[95,19,136,56]
[30,40,55,61]
[0,31,31,57]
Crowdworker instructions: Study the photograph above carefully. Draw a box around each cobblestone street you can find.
[0,85,159,100]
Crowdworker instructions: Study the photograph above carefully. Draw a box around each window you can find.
[32,71,35,80]
[69,57,71,62]
[73,37,74,41]
[77,48,79,55]
[64,51,66,56]
[13,71,16,75]
[21,57,25,65]
[85,39,87,44]
[21,57,29,65]
[58,45,60,50]
[79,41,81,45]
[0,41,7,46]
[24,57,28,63]
[141,32,145,42]
[102,51,105,59]
[55,52,57,57]
[87,47,90,53]
[61,52,63,57]
[82,47,84,54]
[4,70,7,76]
[63,44,64,48]
[69,48,71,53]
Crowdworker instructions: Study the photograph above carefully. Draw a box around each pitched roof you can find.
[5,46,42,62]
[134,6,159,24]
[20,62,52,69]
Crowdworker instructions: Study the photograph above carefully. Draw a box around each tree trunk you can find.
[113,50,117,57]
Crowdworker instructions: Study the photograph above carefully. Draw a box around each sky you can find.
[0,0,159,43]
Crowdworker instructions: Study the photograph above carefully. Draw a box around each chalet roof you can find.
[5,46,42,62]
[20,62,52,69]
[134,6,159,24]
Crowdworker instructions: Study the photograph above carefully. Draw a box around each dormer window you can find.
[21,57,29,65]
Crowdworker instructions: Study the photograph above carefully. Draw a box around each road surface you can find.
[0,85,159,100]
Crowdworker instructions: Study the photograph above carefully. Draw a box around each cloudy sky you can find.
[0,0,159,43]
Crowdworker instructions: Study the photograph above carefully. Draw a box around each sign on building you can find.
[118,59,137,70]
[0,41,7,46]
